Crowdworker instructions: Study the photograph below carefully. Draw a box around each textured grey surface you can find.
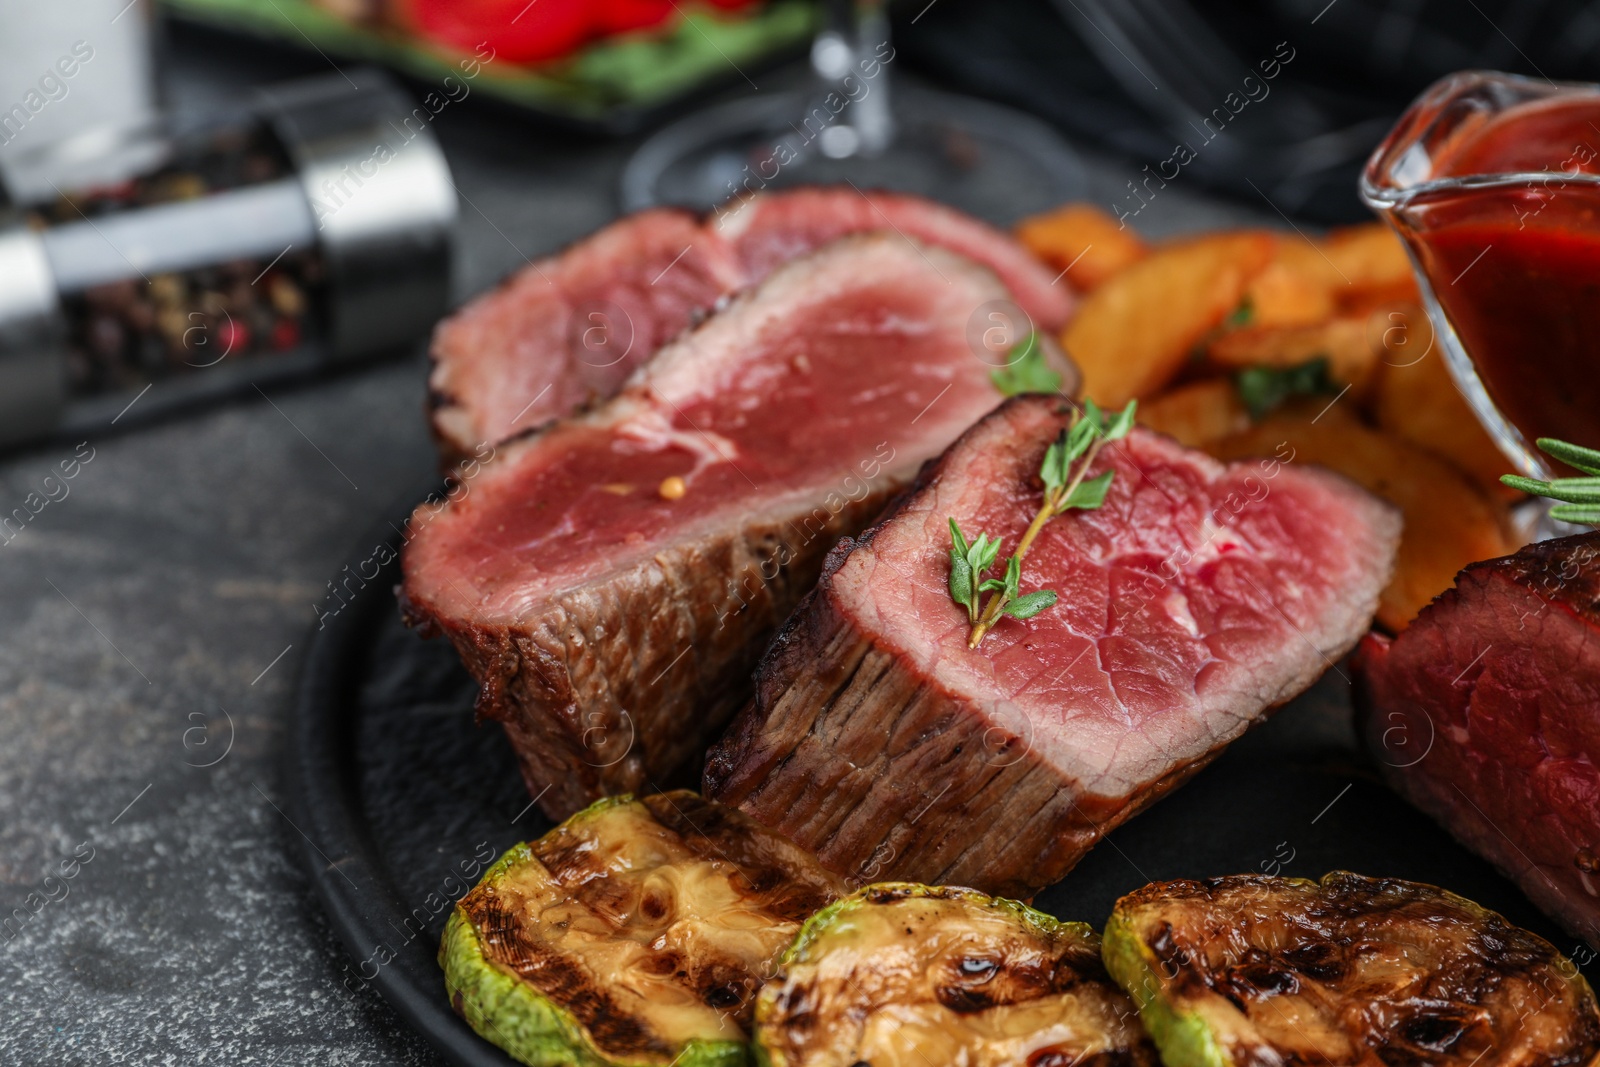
[0,21,1270,1067]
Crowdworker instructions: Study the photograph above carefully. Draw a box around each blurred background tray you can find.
[159,0,819,134]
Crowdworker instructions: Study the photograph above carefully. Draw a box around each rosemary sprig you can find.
[952,398,1137,649]
[1502,438,1600,526]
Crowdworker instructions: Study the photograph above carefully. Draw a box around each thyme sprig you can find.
[1502,438,1600,526]
[989,332,1063,396]
[950,398,1136,649]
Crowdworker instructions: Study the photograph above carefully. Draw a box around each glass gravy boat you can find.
[1361,70,1600,479]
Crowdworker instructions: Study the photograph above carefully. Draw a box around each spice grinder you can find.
[0,67,455,448]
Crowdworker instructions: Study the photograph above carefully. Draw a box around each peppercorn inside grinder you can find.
[0,68,455,448]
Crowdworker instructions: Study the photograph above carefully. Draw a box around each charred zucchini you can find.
[754,882,1157,1067]
[1104,872,1600,1067]
[442,792,845,1067]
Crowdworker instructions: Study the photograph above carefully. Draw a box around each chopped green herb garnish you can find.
[1223,296,1254,329]
[990,332,1063,397]
[1234,357,1338,421]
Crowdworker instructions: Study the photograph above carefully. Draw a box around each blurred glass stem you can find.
[810,0,893,158]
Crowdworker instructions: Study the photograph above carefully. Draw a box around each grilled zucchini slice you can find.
[1104,872,1600,1067]
[754,882,1158,1067]
[442,791,845,1067]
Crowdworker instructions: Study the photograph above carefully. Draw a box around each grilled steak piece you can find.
[707,396,1401,899]
[429,208,743,457]
[713,187,1073,334]
[1355,533,1600,949]
[428,188,1072,456]
[404,236,1071,821]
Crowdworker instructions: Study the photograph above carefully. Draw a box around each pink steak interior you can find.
[410,238,1009,622]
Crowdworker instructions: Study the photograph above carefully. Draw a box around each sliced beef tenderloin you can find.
[428,208,744,456]
[404,236,1072,821]
[712,186,1073,332]
[428,188,1072,457]
[1355,533,1600,949]
[706,396,1400,899]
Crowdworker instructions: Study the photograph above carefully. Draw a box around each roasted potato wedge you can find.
[1062,232,1275,408]
[1104,872,1600,1067]
[1321,222,1419,306]
[756,883,1157,1067]
[1206,316,1379,392]
[442,792,844,1067]
[1229,224,1417,309]
[1267,234,1350,292]
[1370,314,1520,501]
[1207,405,1515,630]
[1015,202,1148,291]
[1242,256,1337,329]
[1138,379,1251,448]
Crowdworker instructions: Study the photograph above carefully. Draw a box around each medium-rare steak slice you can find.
[428,188,1072,456]
[405,235,1070,821]
[714,187,1073,333]
[429,208,745,456]
[706,396,1401,899]
[1355,532,1600,949]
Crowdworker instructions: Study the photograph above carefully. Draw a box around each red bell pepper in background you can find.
[404,0,594,65]
[593,0,675,35]
[403,0,763,66]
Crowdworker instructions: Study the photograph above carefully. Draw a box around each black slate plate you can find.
[292,491,1599,1067]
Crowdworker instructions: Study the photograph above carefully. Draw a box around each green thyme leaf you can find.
[1065,413,1099,463]
[964,534,985,572]
[971,533,1003,574]
[1082,397,1104,434]
[949,548,974,614]
[1040,430,1070,495]
[1104,400,1138,442]
[989,332,1063,396]
[1234,357,1338,422]
[1004,589,1059,619]
[1061,470,1115,512]
[1537,437,1600,477]
[948,518,970,558]
[1003,555,1021,600]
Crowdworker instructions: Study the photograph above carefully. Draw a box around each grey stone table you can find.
[0,27,1264,1066]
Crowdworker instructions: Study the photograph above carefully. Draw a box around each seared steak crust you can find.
[411,493,886,819]
[709,397,1401,898]
[707,589,1217,899]
[1356,532,1600,949]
